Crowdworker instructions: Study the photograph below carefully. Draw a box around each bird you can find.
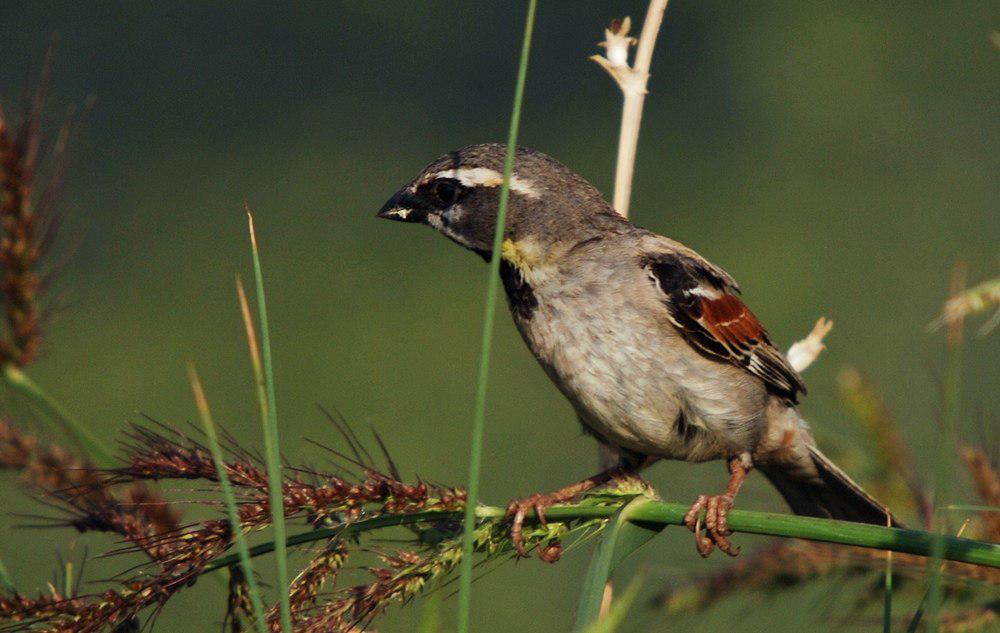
[377,143,900,558]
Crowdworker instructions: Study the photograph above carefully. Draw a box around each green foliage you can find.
[456,2,538,632]
[2,365,114,468]
[580,576,645,633]
[883,547,893,633]
[188,365,269,633]
[203,498,999,580]
[575,496,664,629]
[0,556,14,594]
[416,589,443,633]
[245,213,293,633]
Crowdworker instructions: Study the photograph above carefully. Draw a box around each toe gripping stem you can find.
[506,467,643,561]
[683,454,751,557]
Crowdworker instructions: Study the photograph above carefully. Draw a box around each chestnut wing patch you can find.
[645,254,807,403]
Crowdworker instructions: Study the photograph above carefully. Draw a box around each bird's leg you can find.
[683,454,751,557]
[506,468,640,562]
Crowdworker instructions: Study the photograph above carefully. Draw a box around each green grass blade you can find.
[416,589,443,633]
[883,534,893,633]
[905,518,971,633]
[906,598,923,633]
[188,365,268,633]
[2,365,114,468]
[581,575,644,633]
[455,3,538,632]
[922,284,965,633]
[244,210,292,633]
[0,555,16,593]
[575,497,663,630]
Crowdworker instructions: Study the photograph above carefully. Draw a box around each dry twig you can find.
[590,1,670,217]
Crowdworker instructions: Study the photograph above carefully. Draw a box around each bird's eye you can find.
[429,178,464,207]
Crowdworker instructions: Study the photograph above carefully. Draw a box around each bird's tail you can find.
[760,445,904,528]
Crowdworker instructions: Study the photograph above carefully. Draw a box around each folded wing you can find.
[644,252,807,403]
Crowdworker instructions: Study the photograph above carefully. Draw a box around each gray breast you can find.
[503,254,768,462]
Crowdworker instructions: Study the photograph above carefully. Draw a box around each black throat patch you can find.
[499,260,538,321]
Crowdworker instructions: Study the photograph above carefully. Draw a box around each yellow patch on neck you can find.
[500,237,568,287]
[501,238,543,272]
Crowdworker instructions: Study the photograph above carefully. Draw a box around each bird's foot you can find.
[683,492,738,557]
[682,454,751,558]
[505,470,618,562]
[506,492,561,562]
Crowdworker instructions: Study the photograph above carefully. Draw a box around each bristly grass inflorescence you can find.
[1,409,997,631]
[0,408,631,632]
[0,59,54,369]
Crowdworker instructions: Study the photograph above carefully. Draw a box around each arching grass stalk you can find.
[575,497,663,628]
[188,365,268,633]
[581,575,644,633]
[456,2,538,632]
[244,210,292,633]
[0,556,15,593]
[906,519,972,633]
[883,512,893,633]
[919,265,967,633]
[205,500,1000,575]
[2,365,114,468]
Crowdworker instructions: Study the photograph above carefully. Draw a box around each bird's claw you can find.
[505,493,557,561]
[503,470,623,562]
[683,493,739,558]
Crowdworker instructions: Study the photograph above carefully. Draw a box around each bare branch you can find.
[591,1,670,217]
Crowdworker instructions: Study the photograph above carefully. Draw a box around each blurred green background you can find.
[1,1,997,631]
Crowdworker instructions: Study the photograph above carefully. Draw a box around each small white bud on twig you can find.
[787,317,833,373]
[592,18,638,83]
[590,1,670,217]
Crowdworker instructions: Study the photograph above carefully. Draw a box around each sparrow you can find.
[378,143,900,558]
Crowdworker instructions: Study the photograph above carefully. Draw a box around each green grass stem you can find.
[204,500,1000,575]
[244,210,292,633]
[581,575,644,633]
[883,532,893,633]
[922,279,966,633]
[455,2,538,632]
[906,518,971,633]
[2,365,114,468]
[416,587,443,633]
[63,561,73,601]
[0,555,15,593]
[576,497,663,628]
[188,365,269,633]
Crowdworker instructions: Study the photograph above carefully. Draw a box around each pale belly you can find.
[514,286,769,463]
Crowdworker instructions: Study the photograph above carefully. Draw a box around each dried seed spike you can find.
[317,404,373,470]
[235,274,264,381]
[371,429,401,482]
[244,202,258,251]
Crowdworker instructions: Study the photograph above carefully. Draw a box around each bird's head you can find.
[377,144,617,259]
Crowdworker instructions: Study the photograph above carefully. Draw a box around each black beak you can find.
[377,190,430,223]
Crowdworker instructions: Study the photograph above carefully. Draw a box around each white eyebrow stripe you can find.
[424,167,541,199]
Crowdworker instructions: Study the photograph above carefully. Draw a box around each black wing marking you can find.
[644,253,807,403]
